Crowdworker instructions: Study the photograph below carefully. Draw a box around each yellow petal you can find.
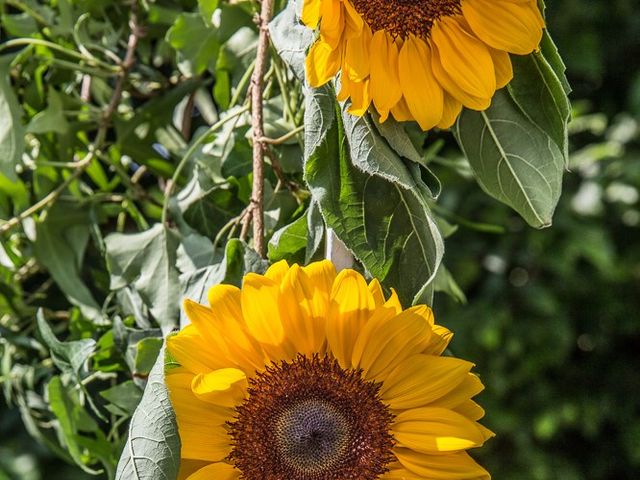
[431,16,496,99]
[343,23,371,81]
[346,77,372,116]
[462,0,544,55]
[431,42,491,111]
[370,30,402,121]
[186,463,240,480]
[423,323,453,355]
[354,306,434,381]
[207,284,265,372]
[489,47,514,89]
[167,325,225,374]
[191,368,247,407]
[394,448,491,480]
[180,423,231,461]
[437,92,463,129]
[241,273,285,346]
[429,373,485,409]
[301,0,322,29]
[342,0,364,37]
[306,37,342,87]
[392,407,488,453]
[368,279,385,307]
[279,264,328,355]
[264,259,289,283]
[319,0,344,48]
[326,269,376,368]
[454,399,486,422]
[391,96,414,123]
[380,354,473,409]
[398,36,444,131]
[166,371,234,424]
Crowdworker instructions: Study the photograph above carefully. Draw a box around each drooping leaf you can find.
[105,224,181,333]
[304,89,444,306]
[0,55,24,181]
[115,347,180,480]
[340,104,418,189]
[455,90,565,228]
[509,50,571,162]
[33,202,104,322]
[37,310,96,378]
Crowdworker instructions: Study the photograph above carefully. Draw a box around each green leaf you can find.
[304,90,443,306]
[134,337,164,378]
[509,50,571,162]
[105,224,181,333]
[115,347,180,480]
[340,104,418,189]
[166,13,219,76]
[198,0,220,25]
[0,56,24,181]
[48,376,102,475]
[455,90,565,228]
[306,201,325,263]
[268,213,308,264]
[33,203,103,321]
[100,381,143,416]
[37,310,96,378]
[269,1,313,81]
[27,88,69,134]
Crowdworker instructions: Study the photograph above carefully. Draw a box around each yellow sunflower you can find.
[166,260,493,479]
[302,0,544,131]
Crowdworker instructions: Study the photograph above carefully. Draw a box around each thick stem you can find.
[248,0,275,258]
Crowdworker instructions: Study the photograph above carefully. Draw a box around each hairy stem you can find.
[246,0,275,258]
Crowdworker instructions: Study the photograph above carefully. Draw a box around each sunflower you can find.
[166,260,493,479]
[302,0,544,131]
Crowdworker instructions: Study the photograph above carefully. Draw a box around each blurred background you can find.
[1,0,639,478]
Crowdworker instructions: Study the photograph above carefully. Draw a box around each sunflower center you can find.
[229,355,395,479]
[350,0,462,39]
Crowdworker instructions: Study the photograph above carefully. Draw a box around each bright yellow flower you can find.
[302,0,544,130]
[167,260,493,479]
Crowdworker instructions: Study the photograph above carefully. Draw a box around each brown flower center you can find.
[350,0,462,39]
[228,355,395,479]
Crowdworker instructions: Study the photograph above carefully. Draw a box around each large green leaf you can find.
[115,347,180,480]
[509,49,571,162]
[455,90,565,228]
[305,90,443,306]
[0,56,24,181]
[105,224,181,333]
[33,202,103,322]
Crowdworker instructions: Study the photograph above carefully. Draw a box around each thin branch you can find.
[247,0,275,258]
[259,124,304,145]
[0,8,142,236]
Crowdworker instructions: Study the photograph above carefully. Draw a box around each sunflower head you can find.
[166,260,494,479]
[302,0,545,130]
